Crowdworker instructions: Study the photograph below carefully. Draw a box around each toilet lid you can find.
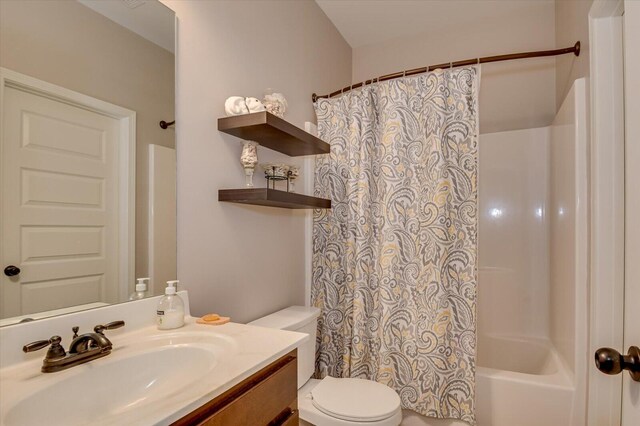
[311,376,401,422]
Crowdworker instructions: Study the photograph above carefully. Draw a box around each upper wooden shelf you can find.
[218,111,329,156]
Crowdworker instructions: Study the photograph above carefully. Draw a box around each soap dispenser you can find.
[129,277,149,300]
[157,280,184,330]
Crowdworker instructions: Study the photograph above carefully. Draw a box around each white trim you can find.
[0,67,136,305]
[573,78,590,426]
[148,144,177,296]
[303,122,318,307]
[622,2,640,424]
[587,1,625,425]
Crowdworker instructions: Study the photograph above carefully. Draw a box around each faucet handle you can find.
[23,335,66,359]
[94,320,125,334]
[23,339,53,353]
[72,326,79,338]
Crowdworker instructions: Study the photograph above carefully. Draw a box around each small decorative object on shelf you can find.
[288,165,300,193]
[263,89,288,118]
[262,163,289,190]
[245,97,266,113]
[225,96,249,116]
[261,163,300,192]
[225,96,266,116]
[240,141,259,187]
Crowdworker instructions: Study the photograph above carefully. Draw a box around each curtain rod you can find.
[312,41,580,102]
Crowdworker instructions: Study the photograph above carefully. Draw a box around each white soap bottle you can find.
[129,277,149,300]
[156,280,184,330]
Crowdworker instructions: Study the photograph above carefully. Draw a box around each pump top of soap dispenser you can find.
[135,277,149,292]
[165,280,179,295]
[130,277,150,300]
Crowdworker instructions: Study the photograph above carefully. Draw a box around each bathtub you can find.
[400,335,575,426]
[475,335,575,426]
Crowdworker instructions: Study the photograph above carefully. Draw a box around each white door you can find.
[1,84,121,318]
[622,1,640,424]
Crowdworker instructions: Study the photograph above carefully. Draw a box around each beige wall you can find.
[555,0,594,110]
[0,0,175,284]
[161,0,351,322]
[351,1,556,134]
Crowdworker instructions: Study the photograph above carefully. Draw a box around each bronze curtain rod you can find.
[312,41,580,102]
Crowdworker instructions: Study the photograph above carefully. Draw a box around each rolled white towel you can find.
[224,96,249,116]
[245,97,266,113]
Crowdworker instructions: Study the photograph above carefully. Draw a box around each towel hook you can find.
[159,120,175,129]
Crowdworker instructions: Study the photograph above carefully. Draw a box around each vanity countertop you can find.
[0,316,307,425]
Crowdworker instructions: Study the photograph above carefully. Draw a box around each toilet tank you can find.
[248,306,320,389]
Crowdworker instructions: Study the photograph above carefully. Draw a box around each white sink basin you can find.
[5,345,216,426]
[0,328,242,426]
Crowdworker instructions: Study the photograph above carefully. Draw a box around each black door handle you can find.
[595,346,640,382]
[3,265,20,277]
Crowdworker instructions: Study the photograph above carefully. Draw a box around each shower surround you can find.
[475,79,588,426]
[403,78,588,426]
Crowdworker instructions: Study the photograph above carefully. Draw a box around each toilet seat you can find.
[309,376,401,423]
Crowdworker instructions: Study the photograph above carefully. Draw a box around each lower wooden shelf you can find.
[218,188,331,209]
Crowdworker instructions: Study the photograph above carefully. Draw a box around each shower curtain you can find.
[312,66,479,424]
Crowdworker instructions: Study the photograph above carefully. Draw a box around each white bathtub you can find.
[400,335,575,426]
[475,335,575,426]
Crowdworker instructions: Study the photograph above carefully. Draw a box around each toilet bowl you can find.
[298,377,403,426]
[248,306,402,426]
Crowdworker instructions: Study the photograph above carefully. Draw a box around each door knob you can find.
[3,265,20,277]
[595,346,640,382]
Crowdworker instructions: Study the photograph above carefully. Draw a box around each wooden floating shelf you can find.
[219,188,331,209]
[218,111,329,156]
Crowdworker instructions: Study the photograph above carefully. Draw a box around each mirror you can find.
[0,0,176,326]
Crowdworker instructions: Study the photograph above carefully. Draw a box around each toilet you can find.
[249,306,402,426]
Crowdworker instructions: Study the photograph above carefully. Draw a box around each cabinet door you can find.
[172,350,298,426]
[279,409,299,426]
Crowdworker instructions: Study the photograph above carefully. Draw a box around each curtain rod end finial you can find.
[574,41,581,57]
[312,93,318,103]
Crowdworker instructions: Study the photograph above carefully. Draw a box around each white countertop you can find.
[0,293,308,425]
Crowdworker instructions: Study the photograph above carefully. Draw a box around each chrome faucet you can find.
[23,320,125,373]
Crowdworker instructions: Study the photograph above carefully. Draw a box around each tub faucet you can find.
[23,320,125,373]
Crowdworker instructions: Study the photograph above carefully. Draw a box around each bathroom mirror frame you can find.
[0,0,177,327]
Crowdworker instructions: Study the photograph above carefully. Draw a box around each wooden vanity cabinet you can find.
[171,350,299,426]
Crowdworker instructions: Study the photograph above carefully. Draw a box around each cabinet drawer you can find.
[172,350,298,426]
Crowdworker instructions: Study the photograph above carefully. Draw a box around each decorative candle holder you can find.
[240,141,258,187]
[263,89,288,118]
[288,165,300,193]
[261,163,288,190]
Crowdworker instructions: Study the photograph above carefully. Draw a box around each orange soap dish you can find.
[196,313,230,326]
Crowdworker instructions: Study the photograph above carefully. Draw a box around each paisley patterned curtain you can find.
[312,66,480,424]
